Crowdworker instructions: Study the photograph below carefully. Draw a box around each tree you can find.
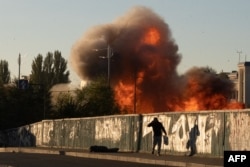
[52,92,79,118]
[76,76,120,117]
[0,85,44,130]
[0,51,70,129]
[30,54,43,84]
[30,50,70,90]
[0,60,10,85]
[29,50,70,121]
[43,52,54,89]
[50,76,120,119]
[53,51,70,84]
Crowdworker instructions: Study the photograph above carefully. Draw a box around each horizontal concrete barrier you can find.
[1,109,250,157]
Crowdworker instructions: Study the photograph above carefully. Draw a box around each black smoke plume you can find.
[70,6,240,113]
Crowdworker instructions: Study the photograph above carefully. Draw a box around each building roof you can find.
[238,61,250,66]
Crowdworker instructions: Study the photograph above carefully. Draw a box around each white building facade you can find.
[237,62,250,108]
[227,62,250,108]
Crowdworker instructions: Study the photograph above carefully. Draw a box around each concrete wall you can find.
[1,116,140,151]
[1,109,250,157]
[141,112,225,156]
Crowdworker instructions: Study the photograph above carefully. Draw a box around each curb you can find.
[0,148,223,167]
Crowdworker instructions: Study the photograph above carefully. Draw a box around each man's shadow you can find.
[186,123,200,156]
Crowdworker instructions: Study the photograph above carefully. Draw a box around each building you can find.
[237,62,250,108]
[227,61,250,108]
[227,70,238,100]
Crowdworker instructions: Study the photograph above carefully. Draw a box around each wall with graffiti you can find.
[141,111,225,156]
[1,109,250,156]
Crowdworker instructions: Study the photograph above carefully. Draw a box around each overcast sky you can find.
[1,0,249,87]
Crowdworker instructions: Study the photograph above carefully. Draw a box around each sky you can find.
[0,0,250,88]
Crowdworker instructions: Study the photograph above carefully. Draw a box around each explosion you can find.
[70,6,244,113]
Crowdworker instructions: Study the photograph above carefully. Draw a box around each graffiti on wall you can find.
[227,112,250,150]
[18,126,36,146]
[95,117,122,142]
[42,121,54,145]
[4,126,36,147]
[70,120,81,145]
[2,110,250,156]
[142,112,223,154]
[30,122,43,146]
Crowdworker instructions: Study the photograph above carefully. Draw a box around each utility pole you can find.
[18,53,21,88]
[107,45,111,86]
[93,45,113,86]
[133,56,137,114]
[237,50,242,63]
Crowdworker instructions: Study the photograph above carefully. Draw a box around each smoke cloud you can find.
[70,6,243,113]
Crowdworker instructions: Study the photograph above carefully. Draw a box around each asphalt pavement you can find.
[0,147,223,167]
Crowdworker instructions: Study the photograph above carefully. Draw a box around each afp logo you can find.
[224,151,250,167]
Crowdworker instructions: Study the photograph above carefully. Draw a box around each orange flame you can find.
[225,101,245,109]
[72,7,244,114]
[183,98,199,111]
[114,72,145,114]
[142,27,160,45]
[113,27,244,113]
[169,75,244,112]
[114,81,134,113]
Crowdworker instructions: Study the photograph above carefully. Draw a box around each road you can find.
[0,152,173,167]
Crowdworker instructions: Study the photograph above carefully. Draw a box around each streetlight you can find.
[93,45,113,86]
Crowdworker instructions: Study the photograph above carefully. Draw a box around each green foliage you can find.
[30,54,43,84]
[0,51,121,130]
[30,50,70,91]
[51,76,120,119]
[79,76,120,117]
[52,92,80,119]
[0,85,45,130]
[53,51,70,84]
[0,51,70,129]
[0,60,10,85]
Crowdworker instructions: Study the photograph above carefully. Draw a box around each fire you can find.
[113,27,163,113]
[225,101,245,109]
[181,94,227,111]
[183,98,199,111]
[142,27,160,45]
[114,72,145,113]
[71,6,245,114]
[168,69,245,112]
[114,81,135,113]
[113,26,245,113]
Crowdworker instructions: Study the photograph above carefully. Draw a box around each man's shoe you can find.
[189,153,194,156]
